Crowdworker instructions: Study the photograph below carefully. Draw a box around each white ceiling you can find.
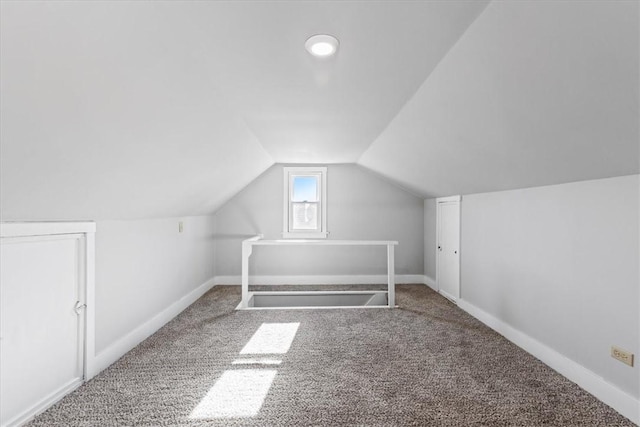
[359,0,639,197]
[1,1,274,220]
[0,0,487,220]
[178,0,489,163]
[1,1,637,220]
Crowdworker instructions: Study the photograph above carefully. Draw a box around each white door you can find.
[437,197,460,302]
[1,235,85,427]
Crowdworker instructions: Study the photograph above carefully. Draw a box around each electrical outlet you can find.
[611,346,634,367]
[178,221,184,233]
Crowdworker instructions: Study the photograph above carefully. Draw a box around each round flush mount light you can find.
[305,34,339,57]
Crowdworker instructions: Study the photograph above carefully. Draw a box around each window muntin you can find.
[283,167,327,238]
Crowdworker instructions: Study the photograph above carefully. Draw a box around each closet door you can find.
[436,196,461,302]
[1,234,85,427]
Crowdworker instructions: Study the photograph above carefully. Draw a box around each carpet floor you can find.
[27,285,634,426]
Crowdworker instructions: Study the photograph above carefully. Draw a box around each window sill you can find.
[282,231,328,239]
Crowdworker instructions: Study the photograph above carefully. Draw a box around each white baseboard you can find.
[91,274,424,377]
[3,378,82,427]
[213,274,425,286]
[90,277,216,379]
[457,299,639,425]
[423,275,437,291]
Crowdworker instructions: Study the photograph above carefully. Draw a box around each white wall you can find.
[460,175,639,400]
[424,198,437,282]
[95,216,216,354]
[215,164,424,278]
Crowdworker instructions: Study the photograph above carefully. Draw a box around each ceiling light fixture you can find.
[305,34,339,58]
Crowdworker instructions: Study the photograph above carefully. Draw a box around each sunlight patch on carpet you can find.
[240,322,300,354]
[190,322,300,419]
[189,370,277,419]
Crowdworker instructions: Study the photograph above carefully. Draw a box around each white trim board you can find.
[1,223,96,427]
[435,195,461,302]
[457,299,639,425]
[92,274,424,376]
[213,274,425,286]
[435,195,461,203]
[423,275,437,291]
[3,378,83,427]
[84,232,96,383]
[282,166,328,239]
[90,277,216,378]
[1,221,96,237]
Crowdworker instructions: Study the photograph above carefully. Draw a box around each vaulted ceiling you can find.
[1,1,637,220]
[359,0,639,197]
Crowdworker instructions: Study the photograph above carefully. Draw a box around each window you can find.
[283,167,327,238]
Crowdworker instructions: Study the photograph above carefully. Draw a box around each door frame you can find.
[436,195,461,303]
[0,222,96,379]
[0,222,96,427]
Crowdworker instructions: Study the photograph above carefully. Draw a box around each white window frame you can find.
[283,166,328,239]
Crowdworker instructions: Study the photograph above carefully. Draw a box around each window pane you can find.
[292,176,318,202]
[292,202,318,230]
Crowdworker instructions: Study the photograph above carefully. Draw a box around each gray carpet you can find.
[27,285,634,426]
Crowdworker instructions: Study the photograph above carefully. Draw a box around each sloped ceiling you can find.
[359,0,639,197]
[1,1,275,221]
[187,1,489,163]
[1,1,637,220]
[0,0,488,220]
